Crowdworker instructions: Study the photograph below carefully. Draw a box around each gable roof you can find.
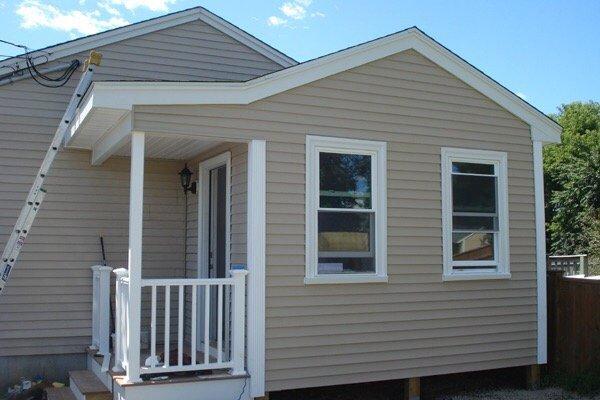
[0,6,297,72]
[76,27,561,144]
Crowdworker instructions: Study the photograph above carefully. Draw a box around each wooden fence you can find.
[547,270,600,375]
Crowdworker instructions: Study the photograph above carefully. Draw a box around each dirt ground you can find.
[439,388,600,400]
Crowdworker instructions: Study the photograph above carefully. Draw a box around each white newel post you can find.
[247,139,266,397]
[231,268,249,375]
[91,265,112,356]
[113,268,129,373]
[127,131,145,383]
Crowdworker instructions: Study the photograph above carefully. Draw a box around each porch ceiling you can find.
[65,88,222,163]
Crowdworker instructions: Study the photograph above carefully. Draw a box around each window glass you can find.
[452,162,494,175]
[319,152,371,209]
[318,212,371,253]
[452,175,497,213]
[452,232,494,261]
[452,216,497,231]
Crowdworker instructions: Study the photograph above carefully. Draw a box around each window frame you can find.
[441,147,511,281]
[305,135,388,284]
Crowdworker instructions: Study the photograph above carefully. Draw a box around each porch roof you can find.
[66,26,561,164]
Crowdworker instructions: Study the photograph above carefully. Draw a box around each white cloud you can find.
[267,15,287,26]
[98,1,121,16]
[516,92,527,100]
[16,0,129,36]
[110,0,176,12]
[280,2,306,20]
[268,0,324,27]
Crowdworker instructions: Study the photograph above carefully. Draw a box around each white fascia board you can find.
[91,113,132,166]
[88,28,561,143]
[0,7,295,72]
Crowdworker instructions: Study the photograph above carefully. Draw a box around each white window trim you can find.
[441,147,511,281]
[305,135,387,284]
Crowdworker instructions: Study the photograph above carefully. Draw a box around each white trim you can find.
[304,275,389,285]
[71,27,560,145]
[126,131,145,383]
[305,135,388,284]
[533,140,547,364]
[247,140,266,398]
[197,152,231,351]
[0,7,295,73]
[91,113,132,165]
[441,147,510,281]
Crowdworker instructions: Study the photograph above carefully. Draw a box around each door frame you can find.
[197,151,231,350]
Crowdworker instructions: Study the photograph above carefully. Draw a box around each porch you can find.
[70,123,266,398]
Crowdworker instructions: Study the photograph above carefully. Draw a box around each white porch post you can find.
[533,140,547,364]
[247,139,266,398]
[127,131,145,383]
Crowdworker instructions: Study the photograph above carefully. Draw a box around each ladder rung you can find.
[0,60,97,296]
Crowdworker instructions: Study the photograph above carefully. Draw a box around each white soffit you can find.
[80,27,562,143]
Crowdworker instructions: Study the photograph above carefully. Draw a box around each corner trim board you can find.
[247,140,266,397]
[533,140,547,364]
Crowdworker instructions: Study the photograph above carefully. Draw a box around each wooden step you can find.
[69,370,111,400]
[45,387,76,400]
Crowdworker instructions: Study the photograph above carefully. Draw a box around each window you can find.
[441,148,510,280]
[305,135,387,284]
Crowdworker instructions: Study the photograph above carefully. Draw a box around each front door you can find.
[208,165,227,341]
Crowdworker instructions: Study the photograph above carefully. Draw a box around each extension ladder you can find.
[0,52,101,295]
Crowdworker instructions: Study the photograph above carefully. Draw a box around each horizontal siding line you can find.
[102,43,279,69]
[267,333,536,360]
[265,347,536,379]
[137,112,533,150]
[265,307,537,328]
[266,297,535,317]
[267,323,536,349]
[254,97,528,132]
[323,74,502,105]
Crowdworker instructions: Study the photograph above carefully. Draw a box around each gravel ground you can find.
[438,388,600,400]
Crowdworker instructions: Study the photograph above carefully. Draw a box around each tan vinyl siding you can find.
[134,49,537,390]
[0,18,284,357]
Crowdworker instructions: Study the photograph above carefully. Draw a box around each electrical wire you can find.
[0,38,79,87]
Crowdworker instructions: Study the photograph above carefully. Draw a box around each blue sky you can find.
[0,0,598,114]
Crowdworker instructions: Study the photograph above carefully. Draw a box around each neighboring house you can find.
[0,6,561,400]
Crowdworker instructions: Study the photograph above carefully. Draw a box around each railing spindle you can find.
[217,284,223,363]
[191,285,197,366]
[178,285,184,366]
[164,285,170,367]
[204,284,210,364]
[150,285,156,367]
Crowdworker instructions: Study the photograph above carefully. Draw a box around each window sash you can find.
[316,150,377,274]
[306,135,387,282]
[441,148,510,279]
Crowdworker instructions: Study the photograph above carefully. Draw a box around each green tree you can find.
[543,101,600,257]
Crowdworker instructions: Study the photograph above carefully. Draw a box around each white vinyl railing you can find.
[111,268,248,377]
[113,268,130,373]
[90,265,112,356]
[139,269,248,375]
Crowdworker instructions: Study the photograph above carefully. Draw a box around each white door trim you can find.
[197,151,231,350]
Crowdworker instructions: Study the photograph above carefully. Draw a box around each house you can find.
[0,6,561,400]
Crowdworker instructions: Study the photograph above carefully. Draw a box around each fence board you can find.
[547,270,600,374]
